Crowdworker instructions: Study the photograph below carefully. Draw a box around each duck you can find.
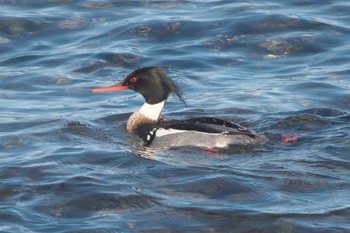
[90,67,268,148]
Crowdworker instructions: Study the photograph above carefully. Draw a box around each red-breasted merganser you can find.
[91,67,268,148]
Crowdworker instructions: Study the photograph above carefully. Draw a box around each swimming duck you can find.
[91,67,268,148]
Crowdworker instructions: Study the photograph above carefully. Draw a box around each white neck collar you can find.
[138,101,165,121]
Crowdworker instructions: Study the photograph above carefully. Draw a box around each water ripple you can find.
[1,0,350,232]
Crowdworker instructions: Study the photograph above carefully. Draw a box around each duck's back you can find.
[136,117,268,148]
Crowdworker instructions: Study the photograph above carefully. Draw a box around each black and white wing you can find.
[160,117,258,138]
[135,117,260,147]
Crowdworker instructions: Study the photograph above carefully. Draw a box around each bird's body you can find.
[91,67,268,148]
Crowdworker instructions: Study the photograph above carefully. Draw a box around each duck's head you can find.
[91,67,186,105]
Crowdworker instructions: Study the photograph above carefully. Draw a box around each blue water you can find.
[1,1,350,232]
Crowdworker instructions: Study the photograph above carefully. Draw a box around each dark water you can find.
[1,1,350,232]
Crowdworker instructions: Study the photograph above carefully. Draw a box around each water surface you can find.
[1,0,350,232]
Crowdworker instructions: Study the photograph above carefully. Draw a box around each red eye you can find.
[130,77,138,83]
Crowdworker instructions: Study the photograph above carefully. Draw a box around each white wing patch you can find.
[155,128,224,137]
[155,128,188,137]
